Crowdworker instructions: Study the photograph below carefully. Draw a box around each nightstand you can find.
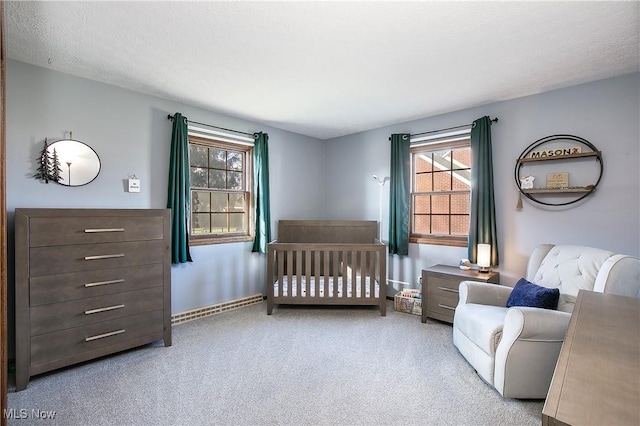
[421,264,499,324]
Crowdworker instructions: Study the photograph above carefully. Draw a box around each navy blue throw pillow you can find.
[506,278,560,310]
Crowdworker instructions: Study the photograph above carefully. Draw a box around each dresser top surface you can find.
[15,208,169,218]
[423,264,499,280]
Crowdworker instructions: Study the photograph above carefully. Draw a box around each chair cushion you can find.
[506,278,560,310]
[454,304,508,356]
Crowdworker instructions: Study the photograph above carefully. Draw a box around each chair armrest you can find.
[458,281,513,307]
[502,307,572,342]
[494,307,572,398]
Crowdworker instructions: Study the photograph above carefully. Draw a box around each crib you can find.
[266,220,387,316]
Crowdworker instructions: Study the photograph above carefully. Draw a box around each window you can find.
[410,137,471,247]
[189,135,253,245]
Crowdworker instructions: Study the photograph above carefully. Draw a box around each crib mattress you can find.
[273,276,379,298]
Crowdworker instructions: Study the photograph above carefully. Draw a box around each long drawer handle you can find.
[438,304,456,311]
[84,228,125,233]
[85,279,125,288]
[85,329,125,342]
[84,304,125,315]
[438,287,459,294]
[84,254,125,261]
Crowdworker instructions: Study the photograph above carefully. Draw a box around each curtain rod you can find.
[167,114,257,138]
[389,117,499,141]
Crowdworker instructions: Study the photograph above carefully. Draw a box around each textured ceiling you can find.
[5,1,640,140]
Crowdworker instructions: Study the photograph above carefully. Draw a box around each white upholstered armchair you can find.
[452,244,640,399]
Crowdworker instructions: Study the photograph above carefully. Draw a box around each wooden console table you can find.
[542,290,639,426]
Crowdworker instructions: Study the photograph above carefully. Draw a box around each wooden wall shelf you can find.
[522,187,594,194]
[517,151,601,164]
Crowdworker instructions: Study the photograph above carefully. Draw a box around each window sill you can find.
[190,235,253,246]
[410,236,467,248]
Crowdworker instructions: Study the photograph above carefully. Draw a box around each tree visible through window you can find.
[410,138,470,246]
[189,136,252,245]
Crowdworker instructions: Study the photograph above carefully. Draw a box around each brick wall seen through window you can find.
[411,138,470,246]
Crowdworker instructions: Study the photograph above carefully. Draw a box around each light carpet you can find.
[8,300,543,425]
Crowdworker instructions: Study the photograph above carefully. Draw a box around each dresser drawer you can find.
[30,263,164,306]
[29,216,164,247]
[30,287,164,336]
[425,298,458,319]
[29,240,165,277]
[30,310,164,367]
[428,275,461,291]
[426,278,460,306]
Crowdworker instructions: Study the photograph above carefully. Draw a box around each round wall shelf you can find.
[514,134,603,207]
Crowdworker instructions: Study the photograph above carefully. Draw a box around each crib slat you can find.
[295,250,302,298]
[323,250,330,298]
[350,250,356,299]
[360,251,365,298]
[332,251,339,298]
[287,250,293,297]
[314,250,320,299]
[360,250,367,298]
[341,250,348,298]
[353,250,358,298]
[368,251,375,299]
[351,250,358,299]
[305,250,311,298]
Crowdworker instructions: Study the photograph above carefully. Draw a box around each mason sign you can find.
[529,146,581,158]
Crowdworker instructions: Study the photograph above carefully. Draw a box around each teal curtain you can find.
[167,113,192,264]
[252,132,271,253]
[468,116,499,266]
[388,133,410,255]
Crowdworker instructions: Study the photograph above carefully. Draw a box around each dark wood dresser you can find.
[14,208,171,391]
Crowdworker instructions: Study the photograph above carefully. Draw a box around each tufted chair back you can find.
[525,244,638,312]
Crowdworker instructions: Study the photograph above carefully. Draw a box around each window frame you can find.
[188,135,254,246]
[409,137,471,247]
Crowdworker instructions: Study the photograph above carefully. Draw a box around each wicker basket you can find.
[393,290,422,315]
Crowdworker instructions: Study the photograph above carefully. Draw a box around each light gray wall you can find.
[6,60,639,311]
[324,73,640,293]
[6,60,326,318]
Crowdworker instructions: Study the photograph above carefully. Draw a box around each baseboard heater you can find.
[171,294,264,325]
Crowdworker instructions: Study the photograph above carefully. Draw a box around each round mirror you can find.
[46,139,101,186]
